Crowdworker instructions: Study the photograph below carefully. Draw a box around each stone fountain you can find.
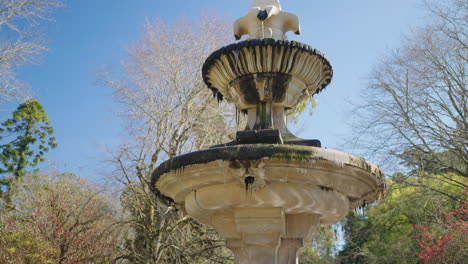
[152,1,385,263]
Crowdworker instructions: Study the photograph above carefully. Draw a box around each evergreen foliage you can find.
[0,99,57,199]
[300,226,336,264]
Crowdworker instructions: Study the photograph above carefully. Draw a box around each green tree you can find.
[338,173,464,264]
[336,211,372,264]
[0,99,57,201]
[300,226,336,264]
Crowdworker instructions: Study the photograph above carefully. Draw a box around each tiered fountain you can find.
[152,1,385,263]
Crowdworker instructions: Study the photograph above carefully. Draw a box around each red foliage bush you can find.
[415,199,468,263]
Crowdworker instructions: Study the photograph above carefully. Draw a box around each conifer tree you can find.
[0,99,57,200]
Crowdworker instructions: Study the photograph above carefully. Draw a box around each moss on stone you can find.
[151,144,322,187]
[151,144,386,205]
[201,38,333,100]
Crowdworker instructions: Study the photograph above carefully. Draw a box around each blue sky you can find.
[4,0,426,179]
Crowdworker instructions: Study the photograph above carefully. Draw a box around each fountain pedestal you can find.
[224,212,320,264]
[152,1,385,263]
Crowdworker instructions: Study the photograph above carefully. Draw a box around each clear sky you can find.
[4,0,426,180]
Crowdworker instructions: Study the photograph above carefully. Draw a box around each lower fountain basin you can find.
[152,144,385,264]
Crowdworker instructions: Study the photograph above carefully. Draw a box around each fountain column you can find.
[222,211,321,264]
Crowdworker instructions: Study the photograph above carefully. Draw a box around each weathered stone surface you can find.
[153,144,385,207]
[202,39,333,110]
[152,2,385,263]
[153,144,385,263]
[202,39,333,147]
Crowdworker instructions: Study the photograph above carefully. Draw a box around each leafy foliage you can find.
[415,199,468,263]
[338,174,465,263]
[0,99,57,199]
[0,228,57,264]
[300,226,336,264]
[336,211,371,264]
[0,172,120,264]
[341,0,467,261]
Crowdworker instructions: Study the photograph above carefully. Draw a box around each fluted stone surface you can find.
[153,144,385,264]
[202,39,333,111]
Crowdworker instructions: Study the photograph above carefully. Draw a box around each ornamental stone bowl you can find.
[202,39,333,147]
[202,39,333,110]
[152,145,385,264]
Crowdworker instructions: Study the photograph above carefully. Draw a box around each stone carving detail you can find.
[230,160,267,192]
[234,0,300,40]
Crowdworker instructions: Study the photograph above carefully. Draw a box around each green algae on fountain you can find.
[152,1,385,263]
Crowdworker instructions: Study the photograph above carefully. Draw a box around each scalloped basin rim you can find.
[201,38,334,101]
[202,38,332,79]
[151,144,383,187]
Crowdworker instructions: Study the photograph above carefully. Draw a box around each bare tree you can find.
[350,0,467,199]
[0,0,62,106]
[101,15,235,263]
[336,3,467,260]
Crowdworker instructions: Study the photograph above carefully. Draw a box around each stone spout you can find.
[257,9,269,21]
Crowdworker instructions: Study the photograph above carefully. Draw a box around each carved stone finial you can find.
[234,0,300,40]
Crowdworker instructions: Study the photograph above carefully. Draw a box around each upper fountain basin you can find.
[202,39,333,111]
